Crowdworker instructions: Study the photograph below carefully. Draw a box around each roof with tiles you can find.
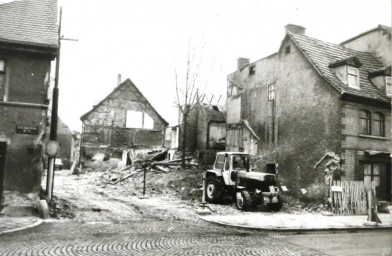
[0,0,58,48]
[288,32,390,102]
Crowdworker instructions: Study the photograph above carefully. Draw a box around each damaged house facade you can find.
[0,0,58,200]
[226,24,391,201]
[80,79,168,159]
[166,102,226,164]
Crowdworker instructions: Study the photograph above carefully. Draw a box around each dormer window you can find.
[368,67,391,95]
[347,67,359,89]
[385,77,391,96]
[329,56,362,90]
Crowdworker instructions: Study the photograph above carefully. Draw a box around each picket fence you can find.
[330,180,376,215]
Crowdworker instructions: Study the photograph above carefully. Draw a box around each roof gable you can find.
[288,32,389,102]
[340,25,392,45]
[80,79,168,125]
[0,0,58,48]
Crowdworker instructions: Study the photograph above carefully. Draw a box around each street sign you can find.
[46,140,59,157]
[15,126,38,135]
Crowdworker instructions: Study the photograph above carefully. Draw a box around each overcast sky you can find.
[57,0,391,131]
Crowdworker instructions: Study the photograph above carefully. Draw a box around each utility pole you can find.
[46,7,62,200]
[46,7,78,200]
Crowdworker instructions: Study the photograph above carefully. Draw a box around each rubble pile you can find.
[83,148,203,202]
[47,196,76,219]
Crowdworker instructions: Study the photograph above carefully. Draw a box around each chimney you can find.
[117,74,121,86]
[237,57,250,70]
[285,24,306,35]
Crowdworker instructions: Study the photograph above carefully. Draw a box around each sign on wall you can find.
[15,126,39,135]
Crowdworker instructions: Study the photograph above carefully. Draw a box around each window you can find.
[285,45,291,54]
[372,112,384,137]
[215,155,225,170]
[386,77,392,96]
[126,111,143,128]
[348,67,359,85]
[249,65,255,76]
[363,163,381,187]
[0,60,5,101]
[347,67,359,88]
[359,110,370,135]
[126,110,154,129]
[268,84,275,101]
[224,157,230,170]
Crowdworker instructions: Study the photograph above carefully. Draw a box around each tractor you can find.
[203,152,283,211]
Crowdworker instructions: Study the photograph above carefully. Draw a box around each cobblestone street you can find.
[0,217,326,256]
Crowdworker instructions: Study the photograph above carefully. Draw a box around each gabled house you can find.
[80,79,168,158]
[226,24,391,201]
[0,0,58,202]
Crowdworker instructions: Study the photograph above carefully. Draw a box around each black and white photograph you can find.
[0,0,391,255]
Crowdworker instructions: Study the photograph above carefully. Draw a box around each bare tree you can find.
[174,42,207,168]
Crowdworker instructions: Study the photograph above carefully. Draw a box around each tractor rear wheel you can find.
[236,190,253,211]
[205,177,223,203]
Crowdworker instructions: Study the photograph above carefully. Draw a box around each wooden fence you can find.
[330,180,376,215]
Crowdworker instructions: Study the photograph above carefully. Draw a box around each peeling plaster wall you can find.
[226,37,342,200]
[0,50,51,193]
[342,29,392,66]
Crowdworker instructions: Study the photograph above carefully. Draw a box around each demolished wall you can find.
[81,79,168,159]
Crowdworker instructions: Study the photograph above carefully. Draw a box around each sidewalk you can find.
[200,212,392,231]
[0,216,43,235]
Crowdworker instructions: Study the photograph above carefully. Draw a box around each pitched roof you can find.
[80,79,168,126]
[0,0,58,48]
[288,32,390,102]
[340,24,392,45]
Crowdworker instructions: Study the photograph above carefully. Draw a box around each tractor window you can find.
[233,155,248,170]
[215,155,225,170]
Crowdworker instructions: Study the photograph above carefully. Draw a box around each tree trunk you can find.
[181,113,187,169]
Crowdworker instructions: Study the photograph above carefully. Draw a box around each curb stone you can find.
[199,216,392,232]
[0,218,43,235]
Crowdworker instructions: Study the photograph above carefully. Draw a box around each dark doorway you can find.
[266,163,276,174]
[0,142,6,210]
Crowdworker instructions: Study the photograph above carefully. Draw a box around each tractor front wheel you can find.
[205,177,223,203]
